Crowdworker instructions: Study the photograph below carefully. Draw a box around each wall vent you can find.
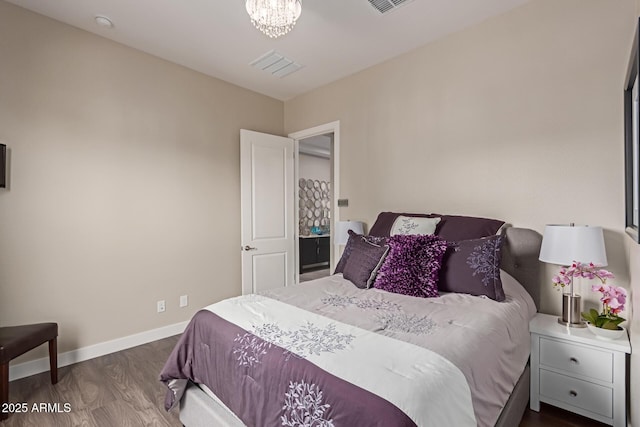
[367,0,414,14]
[250,50,303,78]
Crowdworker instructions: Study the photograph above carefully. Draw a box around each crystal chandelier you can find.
[245,0,302,39]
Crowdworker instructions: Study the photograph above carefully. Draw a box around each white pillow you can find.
[390,216,441,236]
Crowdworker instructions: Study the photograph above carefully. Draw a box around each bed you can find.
[160,213,542,427]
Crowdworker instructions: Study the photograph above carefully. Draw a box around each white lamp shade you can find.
[539,225,607,266]
[335,221,364,245]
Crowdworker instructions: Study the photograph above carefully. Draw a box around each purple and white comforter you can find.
[161,270,536,427]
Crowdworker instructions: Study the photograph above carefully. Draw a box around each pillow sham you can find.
[431,214,505,242]
[369,211,504,241]
[373,234,447,298]
[438,234,506,301]
[342,236,389,289]
[390,216,441,236]
[335,230,387,274]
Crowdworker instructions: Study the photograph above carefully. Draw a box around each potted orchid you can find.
[581,284,627,338]
[549,261,627,339]
[552,262,626,338]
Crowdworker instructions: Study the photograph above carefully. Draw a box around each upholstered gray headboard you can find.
[500,227,543,309]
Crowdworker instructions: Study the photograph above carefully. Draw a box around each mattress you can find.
[161,270,536,427]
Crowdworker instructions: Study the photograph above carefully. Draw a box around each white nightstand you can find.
[529,313,631,427]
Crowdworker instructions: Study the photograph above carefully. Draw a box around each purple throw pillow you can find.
[342,237,389,289]
[373,234,447,298]
[335,230,387,273]
[438,235,505,301]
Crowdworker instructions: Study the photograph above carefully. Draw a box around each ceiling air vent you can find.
[367,0,414,14]
[250,50,303,78]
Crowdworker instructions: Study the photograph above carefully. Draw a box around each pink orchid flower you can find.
[552,261,614,290]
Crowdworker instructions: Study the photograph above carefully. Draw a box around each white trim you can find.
[288,121,340,272]
[294,137,300,283]
[9,321,188,382]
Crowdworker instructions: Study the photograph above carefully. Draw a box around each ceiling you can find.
[7,0,530,101]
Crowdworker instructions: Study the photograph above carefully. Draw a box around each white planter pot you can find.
[586,323,627,340]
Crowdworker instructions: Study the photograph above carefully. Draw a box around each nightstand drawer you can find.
[540,369,613,417]
[540,337,612,382]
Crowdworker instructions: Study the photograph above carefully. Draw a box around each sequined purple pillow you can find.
[373,234,447,298]
[438,235,505,301]
[335,230,387,274]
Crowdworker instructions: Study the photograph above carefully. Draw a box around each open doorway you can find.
[297,133,332,282]
[289,121,340,284]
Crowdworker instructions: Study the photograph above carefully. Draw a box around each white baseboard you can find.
[9,321,189,382]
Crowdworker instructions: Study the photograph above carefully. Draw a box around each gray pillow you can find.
[390,216,441,235]
[343,236,389,289]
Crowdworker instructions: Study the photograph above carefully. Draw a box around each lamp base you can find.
[557,318,587,328]
[558,293,587,328]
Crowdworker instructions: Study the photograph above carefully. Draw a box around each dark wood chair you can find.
[0,323,58,421]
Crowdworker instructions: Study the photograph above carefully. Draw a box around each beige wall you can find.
[628,240,640,425]
[286,0,639,421]
[0,1,283,361]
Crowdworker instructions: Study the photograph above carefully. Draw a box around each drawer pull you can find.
[569,357,579,364]
[569,390,578,397]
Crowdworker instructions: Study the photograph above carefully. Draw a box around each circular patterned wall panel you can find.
[298,177,332,236]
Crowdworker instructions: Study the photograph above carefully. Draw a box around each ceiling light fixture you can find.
[245,0,302,39]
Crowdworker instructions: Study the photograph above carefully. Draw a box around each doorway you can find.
[288,121,340,284]
[298,134,332,282]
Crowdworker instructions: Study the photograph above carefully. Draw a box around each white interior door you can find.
[240,129,295,295]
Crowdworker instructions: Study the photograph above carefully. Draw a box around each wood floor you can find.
[3,334,610,427]
[520,403,608,427]
[3,336,181,427]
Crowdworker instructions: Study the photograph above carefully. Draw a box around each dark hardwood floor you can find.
[3,335,610,426]
[520,403,609,427]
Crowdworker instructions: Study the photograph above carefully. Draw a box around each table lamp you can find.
[539,224,607,327]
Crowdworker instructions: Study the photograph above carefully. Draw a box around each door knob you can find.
[243,245,257,251]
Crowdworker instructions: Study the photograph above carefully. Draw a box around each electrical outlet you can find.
[157,300,166,313]
[180,295,188,308]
